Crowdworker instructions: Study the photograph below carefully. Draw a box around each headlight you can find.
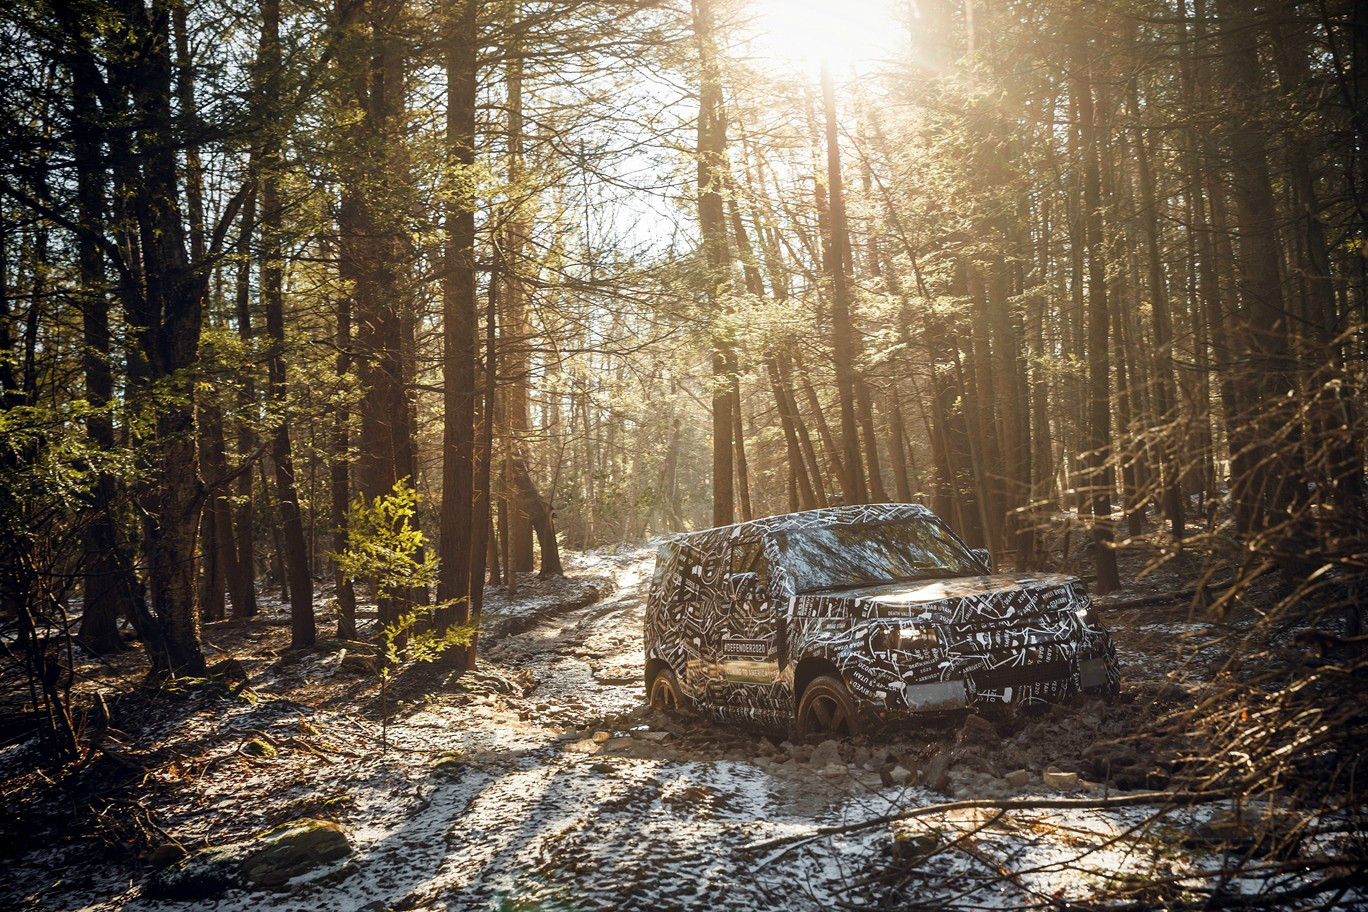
[1074,603,1099,626]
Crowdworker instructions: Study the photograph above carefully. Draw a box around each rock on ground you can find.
[144,818,352,900]
[241,818,352,887]
[808,739,843,769]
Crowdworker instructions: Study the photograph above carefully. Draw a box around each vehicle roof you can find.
[666,503,938,546]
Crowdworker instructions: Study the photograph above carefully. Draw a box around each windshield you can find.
[768,517,981,593]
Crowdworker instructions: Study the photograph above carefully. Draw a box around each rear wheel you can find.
[796,674,863,738]
[649,667,686,713]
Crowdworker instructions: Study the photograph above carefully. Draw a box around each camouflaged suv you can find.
[644,504,1119,737]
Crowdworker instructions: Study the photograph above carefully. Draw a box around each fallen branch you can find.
[741,790,1232,855]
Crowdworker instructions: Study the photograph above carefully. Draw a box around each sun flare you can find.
[744,0,906,72]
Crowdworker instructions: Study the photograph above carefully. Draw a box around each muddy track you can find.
[10,547,1332,912]
[367,548,895,912]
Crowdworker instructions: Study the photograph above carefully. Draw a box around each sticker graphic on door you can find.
[721,638,776,683]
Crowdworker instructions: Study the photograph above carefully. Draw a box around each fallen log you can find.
[741,789,1232,856]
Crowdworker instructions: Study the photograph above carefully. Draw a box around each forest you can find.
[1,0,1366,908]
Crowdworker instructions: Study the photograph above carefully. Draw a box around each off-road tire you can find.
[649,667,687,713]
[796,674,863,738]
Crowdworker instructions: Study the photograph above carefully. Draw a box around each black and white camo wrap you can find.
[644,504,1120,733]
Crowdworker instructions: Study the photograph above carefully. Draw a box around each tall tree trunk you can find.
[437,0,478,659]
[122,0,216,675]
[341,0,409,631]
[1215,0,1297,530]
[722,194,762,521]
[331,273,357,639]
[468,268,497,669]
[201,401,249,616]
[1270,11,1366,511]
[504,30,535,572]
[780,355,828,506]
[820,58,868,505]
[1074,37,1121,593]
[767,358,818,509]
[885,387,913,502]
[693,0,735,526]
[1130,77,1184,539]
[1102,128,1145,539]
[72,50,136,654]
[197,412,226,623]
[732,383,753,521]
[232,189,260,617]
[178,0,227,626]
[986,259,1031,564]
[396,293,428,615]
[260,0,315,647]
[738,174,827,510]
[967,270,1005,553]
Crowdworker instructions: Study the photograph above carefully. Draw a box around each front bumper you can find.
[870,650,1115,718]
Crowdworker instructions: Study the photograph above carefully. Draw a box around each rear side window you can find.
[651,542,675,593]
[729,540,770,587]
[674,543,710,603]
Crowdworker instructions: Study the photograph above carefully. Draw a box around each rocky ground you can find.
[0,544,1360,911]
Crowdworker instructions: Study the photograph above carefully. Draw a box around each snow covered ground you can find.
[2,545,1361,911]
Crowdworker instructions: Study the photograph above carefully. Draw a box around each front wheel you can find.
[796,674,863,738]
[649,667,687,714]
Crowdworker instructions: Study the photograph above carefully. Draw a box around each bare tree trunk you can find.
[396,294,428,616]
[1129,76,1184,539]
[885,387,913,502]
[768,359,818,509]
[437,0,478,660]
[693,0,735,527]
[780,356,828,506]
[966,270,1005,553]
[1074,36,1121,593]
[331,278,357,639]
[468,269,497,670]
[1215,0,1297,531]
[1270,11,1366,511]
[232,189,260,618]
[260,0,314,647]
[796,357,846,500]
[177,3,227,628]
[732,383,753,520]
[71,50,136,653]
[504,32,535,572]
[121,0,222,675]
[820,58,868,504]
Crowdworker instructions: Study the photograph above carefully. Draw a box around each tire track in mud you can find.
[483,553,652,718]
[379,547,895,912]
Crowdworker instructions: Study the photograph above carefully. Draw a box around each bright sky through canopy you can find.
[744,0,906,73]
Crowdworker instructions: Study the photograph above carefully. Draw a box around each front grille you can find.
[971,660,1071,690]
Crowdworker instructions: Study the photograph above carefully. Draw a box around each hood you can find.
[809,573,1084,624]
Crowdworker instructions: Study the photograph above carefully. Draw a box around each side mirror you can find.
[725,571,762,601]
[970,548,992,572]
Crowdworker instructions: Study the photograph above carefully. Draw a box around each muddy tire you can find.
[649,667,687,714]
[796,674,863,738]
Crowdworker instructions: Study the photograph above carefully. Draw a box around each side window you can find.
[651,542,675,593]
[728,540,771,587]
[674,543,706,604]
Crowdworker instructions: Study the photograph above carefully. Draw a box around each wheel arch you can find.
[644,656,671,693]
[793,655,843,706]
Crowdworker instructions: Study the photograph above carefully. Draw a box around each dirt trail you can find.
[366,547,897,911]
[82,546,911,912]
[4,546,1332,912]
